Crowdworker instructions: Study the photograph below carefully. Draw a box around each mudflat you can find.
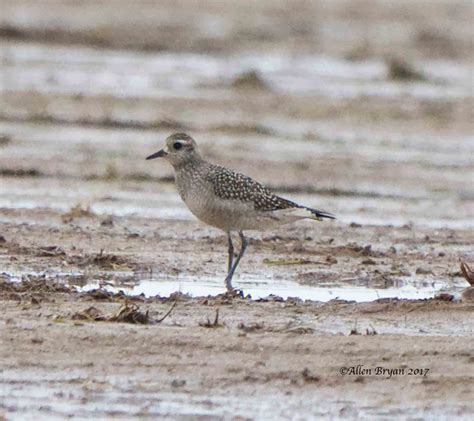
[1,281,473,419]
[0,0,473,419]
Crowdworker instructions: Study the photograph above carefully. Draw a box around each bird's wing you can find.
[207,165,334,215]
[206,165,334,220]
[206,165,293,211]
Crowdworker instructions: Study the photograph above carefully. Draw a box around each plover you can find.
[147,133,334,292]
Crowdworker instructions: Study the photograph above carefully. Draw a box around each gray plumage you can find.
[207,165,293,211]
[206,164,334,220]
[146,133,334,292]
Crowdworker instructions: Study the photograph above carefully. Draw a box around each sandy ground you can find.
[1,283,473,419]
[0,0,473,419]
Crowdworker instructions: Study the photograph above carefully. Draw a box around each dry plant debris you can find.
[37,246,66,257]
[72,302,150,324]
[0,275,71,301]
[281,325,315,335]
[199,308,223,328]
[72,306,107,321]
[349,322,378,336]
[67,249,134,270]
[231,69,270,90]
[109,302,150,324]
[459,261,474,302]
[263,258,314,266]
[62,203,96,223]
[302,368,320,383]
[460,261,474,286]
[387,58,425,81]
[434,293,455,301]
[72,300,176,325]
[237,321,265,333]
[156,300,177,323]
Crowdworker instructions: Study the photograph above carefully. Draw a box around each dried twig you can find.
[460,261,474,286]
[110,301,150,324]
[156,300,177,323]
[199,308,222,328]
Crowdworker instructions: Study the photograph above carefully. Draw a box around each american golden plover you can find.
[147,133,334,292]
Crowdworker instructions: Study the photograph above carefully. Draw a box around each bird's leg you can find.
[224,231,248,292]
[227,232,234,274]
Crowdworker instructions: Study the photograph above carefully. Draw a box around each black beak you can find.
[146,149,167,160]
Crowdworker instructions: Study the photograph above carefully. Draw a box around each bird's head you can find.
[146,133,200,167]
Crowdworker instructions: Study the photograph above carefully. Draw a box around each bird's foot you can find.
[224,277,243,298]
[224,288,244,299]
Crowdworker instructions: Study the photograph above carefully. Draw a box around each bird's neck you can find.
[173,153,206,172]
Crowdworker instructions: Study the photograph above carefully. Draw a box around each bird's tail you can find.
[301,206,335,221]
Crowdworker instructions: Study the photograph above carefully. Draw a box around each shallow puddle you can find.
[79,277,461,302]
[5,270,466,302]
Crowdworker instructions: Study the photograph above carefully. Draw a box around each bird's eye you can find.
[173,142,183,150]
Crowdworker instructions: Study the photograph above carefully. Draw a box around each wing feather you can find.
[206,165,334,219]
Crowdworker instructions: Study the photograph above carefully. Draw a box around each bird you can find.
[146,133,335,292]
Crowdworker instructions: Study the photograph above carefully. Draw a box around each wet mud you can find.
[0,0,473,419]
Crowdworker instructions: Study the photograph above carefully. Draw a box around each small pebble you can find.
[416,267,433,275]
[171,379,186,388]
[101,216,114,227]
